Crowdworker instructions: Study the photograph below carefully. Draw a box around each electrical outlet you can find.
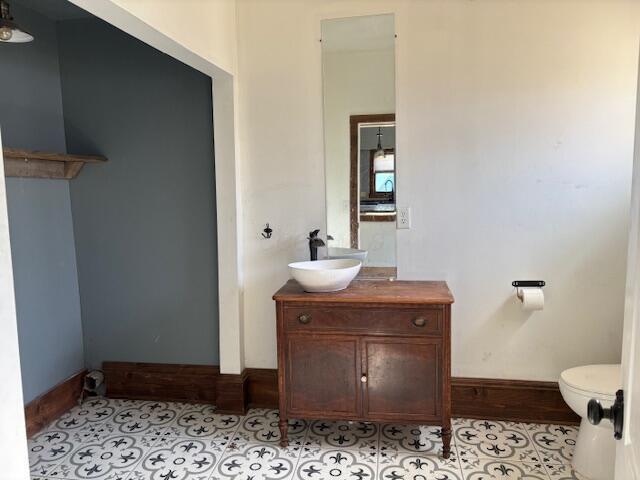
[397,206,411,229]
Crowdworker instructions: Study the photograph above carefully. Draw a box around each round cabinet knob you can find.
[413,317,427,327]
[298,314,312,324]
[361,374,368,383]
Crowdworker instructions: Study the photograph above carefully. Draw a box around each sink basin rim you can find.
[325,247,368,261]
[289,258,361,270]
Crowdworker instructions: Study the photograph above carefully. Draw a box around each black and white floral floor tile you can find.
[376,438,463,470]
[459,458,549,480]
[454,419,539,463]
[28,398,580,479]
[229,429,307,459]
[73,422,119,443]
[212,441,300,480]
[49,434,158,480]
[376,438,400,467]
[378,452,462,480]
[543,462,581,479]
[128,437,224,480]
[235,408,308,446]
[306,419,378,451]
[28,429,79,477]
[103,401,187,436]
[297,448,377,480]
[166,404,241,440]
[381,423,445,454]
[50,398,120,431]
[524,424,578,465]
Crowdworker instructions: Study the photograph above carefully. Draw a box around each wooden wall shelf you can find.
[3,148,107,179]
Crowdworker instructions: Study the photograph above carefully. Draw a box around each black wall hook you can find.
[262,223,273,239]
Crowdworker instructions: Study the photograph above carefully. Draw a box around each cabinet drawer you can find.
[283,305,442,336]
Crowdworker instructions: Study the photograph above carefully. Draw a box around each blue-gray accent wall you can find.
[0,4,66,152]
[6,179,84,403]
[0,4,84,403]
[57,18,219,369]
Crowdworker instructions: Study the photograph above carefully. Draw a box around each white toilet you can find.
[559,364,621,480]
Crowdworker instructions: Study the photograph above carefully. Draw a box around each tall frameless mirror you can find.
[321,14,396,275]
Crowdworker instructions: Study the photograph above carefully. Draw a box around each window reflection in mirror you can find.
[322,14,396,272]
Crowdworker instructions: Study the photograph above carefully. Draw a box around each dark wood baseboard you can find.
[452,377,579,425]
[246,368,279,408]
[103,362,219,404]
[215,370,249,414]
[24,369,86,437]
[103,361,249,415]
[102,363,578,425]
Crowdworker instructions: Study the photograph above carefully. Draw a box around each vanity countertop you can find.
[273,279,454,305]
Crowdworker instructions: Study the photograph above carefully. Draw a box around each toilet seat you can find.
[560,364,620,398]
[560,382,615,403]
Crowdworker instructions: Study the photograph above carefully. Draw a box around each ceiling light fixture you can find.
[373,127,394,172]
[0,0,34,43]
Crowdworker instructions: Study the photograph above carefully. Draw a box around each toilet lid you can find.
[560,364,621,396]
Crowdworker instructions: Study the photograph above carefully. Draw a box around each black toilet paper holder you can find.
[512,280,545,288]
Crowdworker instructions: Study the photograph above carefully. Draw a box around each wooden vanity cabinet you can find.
[273,279,454,458]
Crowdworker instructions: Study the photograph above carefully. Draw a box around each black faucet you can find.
[308,229,332,261]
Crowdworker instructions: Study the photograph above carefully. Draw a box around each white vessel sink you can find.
[289,259,362,292]
[326,247,368,262]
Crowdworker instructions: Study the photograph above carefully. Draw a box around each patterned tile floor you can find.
[28,397,580,480]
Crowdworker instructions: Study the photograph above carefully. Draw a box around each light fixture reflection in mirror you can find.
[321,14,396,272]
[373,128,394,172]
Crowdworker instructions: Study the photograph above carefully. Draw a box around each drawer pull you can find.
[298,314,312,324]
[413,317,427,327]
[361,374,368,383]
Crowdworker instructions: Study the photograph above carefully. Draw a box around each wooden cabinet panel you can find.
[286,334,360,416]
[284,305,441,336]
[362,337,441,419]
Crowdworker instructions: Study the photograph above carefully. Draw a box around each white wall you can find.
[396,1,639,380]
[105,0,237,75]
[0,136,30,479]
[236,0,640,380]
[323,47,395,248]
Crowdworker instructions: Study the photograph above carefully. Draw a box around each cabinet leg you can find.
[279,419,289,447]
[441,422,452,459]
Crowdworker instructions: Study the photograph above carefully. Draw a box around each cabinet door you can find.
[362,337,441,420]
[285,333,361,416]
